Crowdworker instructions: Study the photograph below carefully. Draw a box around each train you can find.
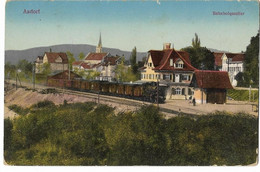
[47,78,167,103]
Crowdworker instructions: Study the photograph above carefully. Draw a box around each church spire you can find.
[96,32,102,53]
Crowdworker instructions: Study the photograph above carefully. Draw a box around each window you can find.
[175,88,181,95]
[148,63,152,67]
[175,63,183,68]
[163,74,172,80]
[175,59,184,68]
[170,59,173,66]
[149,74,152,79]
[181,74,190,81]
[156,74,161,79]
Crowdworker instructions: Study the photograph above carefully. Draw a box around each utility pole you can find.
[157,78,159,108]
[68,62,71,80]
[249,85,251,102]
[16,71,17,90]
[32,62,35,90]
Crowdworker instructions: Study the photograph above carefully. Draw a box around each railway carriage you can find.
[47,71,166,103]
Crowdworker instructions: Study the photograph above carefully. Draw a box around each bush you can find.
[30,100,55,109]
[8,104,29,116]
[4,103,258,166]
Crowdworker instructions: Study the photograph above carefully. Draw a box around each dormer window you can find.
[175,59,184,68]
[148,62,152,67]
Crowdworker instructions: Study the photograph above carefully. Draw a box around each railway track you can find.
[5,80,203,117]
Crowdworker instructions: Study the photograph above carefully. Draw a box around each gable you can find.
[150,48,196,71]
[44,52,68,64]
[55,56,63,63]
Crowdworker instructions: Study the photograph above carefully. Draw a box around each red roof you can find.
[225,53,244,62]
[193,70,233,89]
[45,52,68,64]
[81,62,91,69]
[85,53,108,61]
[102,56,119,66]
[149,48,197,71]
[72,61,83,66]
[213,53,224,67]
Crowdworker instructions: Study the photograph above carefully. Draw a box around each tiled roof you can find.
[85,53,108,61]
[72,61,83,66]
[149,48,197,71]
[193,70,233,89]
[213,52,244,67]
[225,53,244,62]
[81,62,91,69]
[45,52,68,63]
[213,52,224,67]
[102,56,120,66]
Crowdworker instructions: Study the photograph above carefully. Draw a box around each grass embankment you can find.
[4,101,258,166]
[227,89,258,102]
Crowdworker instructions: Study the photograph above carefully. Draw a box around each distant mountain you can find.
[5,44,147,64]
[208,48,230,53]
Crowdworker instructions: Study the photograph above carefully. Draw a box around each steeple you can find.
[96,32,102,53]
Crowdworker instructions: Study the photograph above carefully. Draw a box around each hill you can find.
[5,44,147,64]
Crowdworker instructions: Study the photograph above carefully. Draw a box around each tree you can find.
[114,56,138,82]
[5,62,16,79]
[66,51,76,70]
[244,33,259,87]
[192,33,201,49]
[17,59,33,75]
[78,52,85,61]
[181,34,215,70]
[130,47,138,75]
[42,63,51,76]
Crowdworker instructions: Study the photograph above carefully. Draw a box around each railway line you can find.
[5,80,207,117]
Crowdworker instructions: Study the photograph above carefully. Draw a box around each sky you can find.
[5,0,259,53]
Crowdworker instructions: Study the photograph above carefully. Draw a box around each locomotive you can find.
[47,78,167,103]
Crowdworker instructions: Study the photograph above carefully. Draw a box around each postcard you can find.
[2,0,259,167]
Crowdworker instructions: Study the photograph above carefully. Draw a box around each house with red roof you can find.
[189,70,233,104]
[35,52,69,73]
[72,34,121,81]
[140,43,197,100]
[213,52,245,86]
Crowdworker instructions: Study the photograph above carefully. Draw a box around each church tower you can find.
[96,33,102,53]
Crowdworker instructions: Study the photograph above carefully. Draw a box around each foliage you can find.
[17,59,33,75]
[30,100,56,109]
[8,104,30,116]
[114,56,138,82]
[74,68,101,80]
[227,89,258,102]
[78,52,85,60]
[130,47,138,75]
[67,51,76,70]
[42,63,51,76]
[5,62,17,79]
[181,34,215,70]
[192,33,201,49]
[4,102,258,166]
[241,33,259,87]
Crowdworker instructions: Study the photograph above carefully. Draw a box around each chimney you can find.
[163,43,171,50]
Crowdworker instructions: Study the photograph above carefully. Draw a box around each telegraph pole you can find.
[32,62,35,90]
[157,78,159,108]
